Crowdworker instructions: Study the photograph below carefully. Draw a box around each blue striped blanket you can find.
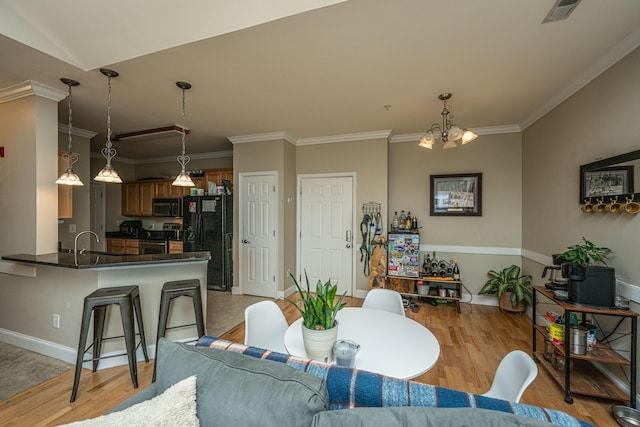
[195,336,593,427]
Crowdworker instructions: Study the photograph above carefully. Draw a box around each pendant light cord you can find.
[101,74,117,165]
[177,85,190,171]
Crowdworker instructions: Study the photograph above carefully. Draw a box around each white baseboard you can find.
[0,328,197,370]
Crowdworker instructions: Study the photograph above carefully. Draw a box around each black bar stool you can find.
[153,279,205,382]
[70,286,149,402]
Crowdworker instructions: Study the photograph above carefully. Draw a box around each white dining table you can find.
[284,307,440,380]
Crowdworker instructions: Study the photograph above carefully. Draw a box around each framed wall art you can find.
[581,166,634,201]
[430,173,482,216]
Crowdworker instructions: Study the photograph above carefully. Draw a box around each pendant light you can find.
[94,68,123,183]
[418,93,478,150]
[56,78,83,186]
[172,81,195,187]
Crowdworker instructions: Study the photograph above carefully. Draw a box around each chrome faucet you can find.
[74,231,100,255]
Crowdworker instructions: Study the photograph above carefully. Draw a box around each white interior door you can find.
[299,175,354,296]
[239,173,277,297]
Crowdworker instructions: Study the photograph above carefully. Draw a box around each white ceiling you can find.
[1,0,640,161]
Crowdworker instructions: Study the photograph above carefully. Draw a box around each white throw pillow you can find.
[60,375,199,427]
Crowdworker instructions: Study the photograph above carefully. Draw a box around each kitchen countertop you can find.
[1,251,210,269]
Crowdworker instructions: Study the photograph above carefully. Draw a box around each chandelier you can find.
[56,78,83,186]
[94,68,123,183]
[172,81,195,187]
[418,93,478,150]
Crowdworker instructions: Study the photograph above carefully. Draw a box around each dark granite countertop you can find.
[1,251,210,269]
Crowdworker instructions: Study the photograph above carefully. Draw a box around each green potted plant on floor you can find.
[479,264,532,313]
[287,271,346,362]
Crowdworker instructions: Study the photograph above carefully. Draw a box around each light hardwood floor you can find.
[0,295,621,426]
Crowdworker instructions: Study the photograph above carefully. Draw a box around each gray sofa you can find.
[109,338,593,427]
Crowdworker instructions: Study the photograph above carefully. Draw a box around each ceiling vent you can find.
[542,0,582,23]
[114,124,189,141]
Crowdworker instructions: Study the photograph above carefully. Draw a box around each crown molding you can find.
[521,26,640,130]
[90,151,135,165]
[90,150,232,165]
[228,131,297,145]
[389,125,521,143]
[134,150,233,165]
[296,130,392,146]
[0,80,66,104]
[57,123,97,139]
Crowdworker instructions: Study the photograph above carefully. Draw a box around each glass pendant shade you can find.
[94,68,122,183]
[94,165,123,183]
[57,78,84,186]
[173,171,195,186]
[462,129,478,144]
[442,140,458,149]
[447,125,463,141]
[172,81,195,187]
[418,131,434,149]
[56,169,83,186]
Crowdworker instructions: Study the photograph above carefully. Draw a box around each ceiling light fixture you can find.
[418,93,478,150]
[56,78,83,186]
[172,81,195,187]
[94,68,123,183]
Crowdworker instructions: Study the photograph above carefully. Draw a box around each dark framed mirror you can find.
[579,149,640,204]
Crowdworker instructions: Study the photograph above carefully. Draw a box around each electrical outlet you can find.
[69,224,76,233]
[53,314,60,329]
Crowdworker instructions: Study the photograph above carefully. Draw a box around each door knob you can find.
[346,243,351,248]
[242,239,251,244]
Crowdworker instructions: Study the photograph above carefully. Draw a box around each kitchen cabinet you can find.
[139,182,154,216]
[107,238,139,255]
[121,182,155,216]
[122,183,140,216]
[154,181,171,198]
[120,169,232,217]
[57,152,73,219]
[205,168,233,189]
[532,286,637,407]
[168,240,183,254]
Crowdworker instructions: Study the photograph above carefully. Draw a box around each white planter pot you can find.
[301,321,338,362]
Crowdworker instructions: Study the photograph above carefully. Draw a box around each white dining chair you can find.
[244,301,289,354]
[362,288,406,317]
[482,350,538,403]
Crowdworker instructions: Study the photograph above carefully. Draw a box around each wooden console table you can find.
[532,286,637,407]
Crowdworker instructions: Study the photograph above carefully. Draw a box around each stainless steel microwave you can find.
[152,198,181,217]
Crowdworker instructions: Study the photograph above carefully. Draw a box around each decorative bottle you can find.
[399,210,406,230]
[411,215,418,230]
[392,211,399,230]
[405,211,412,229]
[453,258,461,280]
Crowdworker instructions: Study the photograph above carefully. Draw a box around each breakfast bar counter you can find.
[2,250,210,269]
[0,251,210,369]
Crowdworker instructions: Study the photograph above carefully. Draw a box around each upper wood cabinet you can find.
[120,168,233,217]
[58,152,73,219]
[204,168,233,190]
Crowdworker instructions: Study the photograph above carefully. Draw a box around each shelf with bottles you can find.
[387,276,463,313]
[390,210,419,233]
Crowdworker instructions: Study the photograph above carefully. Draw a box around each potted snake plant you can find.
[287,271,346,361]
[479,264,532,313]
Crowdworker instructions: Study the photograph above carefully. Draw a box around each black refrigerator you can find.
[182,195,233,291]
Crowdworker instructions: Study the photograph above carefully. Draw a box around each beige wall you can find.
[388,133,523,297]
[0,92,60,256]
[522,46,640,394]
[296,137,389,293]
[522,46,640,285]
[233,139,289,294]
